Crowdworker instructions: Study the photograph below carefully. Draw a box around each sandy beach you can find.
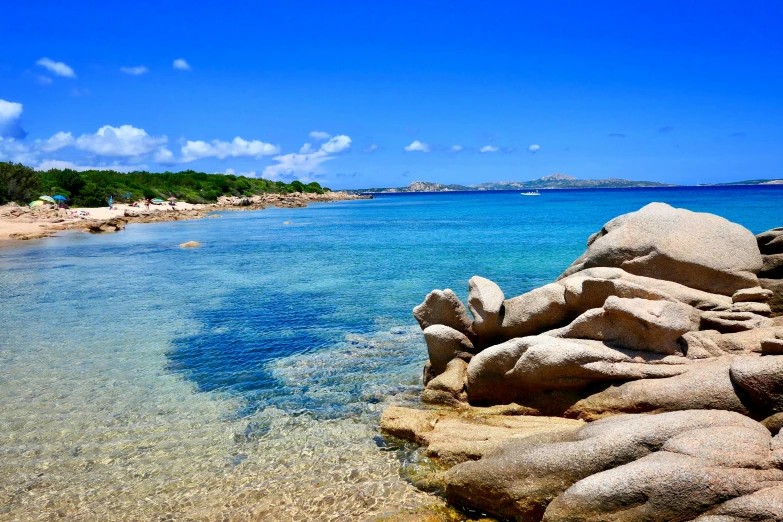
[0,192,369,242]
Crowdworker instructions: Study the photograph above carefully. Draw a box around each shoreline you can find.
[0,191,370,243]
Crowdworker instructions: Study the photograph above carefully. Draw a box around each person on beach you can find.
[145,199,150,210]
[108,196,114,210]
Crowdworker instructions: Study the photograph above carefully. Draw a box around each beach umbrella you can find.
[152,198,164,203]
[168,197,177,201]
[53,195,67,201]
[39,195,55,203]
[29,200,45,207]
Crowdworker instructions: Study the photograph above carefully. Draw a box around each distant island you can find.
[702,179,783,186]
[351,174,675,193]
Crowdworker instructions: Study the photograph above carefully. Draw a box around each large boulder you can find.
[681,326,783,359]
[467,276,505,339]
[558,203,762,296]
[565,358,749,421]
[498,283,570,339]
[561,267,732,311]
[548,296,700,355]
[413,289,475,339]
[761,253,783,279]
[466,335,689,406]
[442,410,777,522]
[760,278,783,317]
[758,227,783,255]
[422,324,474,375]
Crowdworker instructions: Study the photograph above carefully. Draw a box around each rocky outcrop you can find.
[385,207,783,520]
[442,410,783,521]
[558,203,762,295]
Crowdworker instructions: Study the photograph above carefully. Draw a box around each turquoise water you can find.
[1,186,782,520]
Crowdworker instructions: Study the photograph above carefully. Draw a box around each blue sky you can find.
[1,1,782,188]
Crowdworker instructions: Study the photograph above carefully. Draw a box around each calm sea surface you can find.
[1,186,782,520]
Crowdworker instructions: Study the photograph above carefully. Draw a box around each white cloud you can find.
[0,100,23,123]
[363,144,379,153]
[0,137,37,163]
[309,131,331,141]
[37,131,74,152]
[36,58,76,78]
[299,143,314,154]
[404,140,430,152]
[320,135,351,153]
[528,144,540,153]
[0,99,26,139]
[173,59,191,70]
[75,125,167,157]
[263,135,352,180]
[224,168,235,175]
[36,160,146,173]
[154,147,175,164]
[38,75,53,85]
[120,66,149,75]
[479,145,499,153]
[450,145,464,152]
[180,136,280,162]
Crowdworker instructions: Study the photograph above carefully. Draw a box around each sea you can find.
[1,186,781,521]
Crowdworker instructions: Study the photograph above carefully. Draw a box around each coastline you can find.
[0,191,370,242]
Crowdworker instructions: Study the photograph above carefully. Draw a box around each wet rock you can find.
[558,203,762,295]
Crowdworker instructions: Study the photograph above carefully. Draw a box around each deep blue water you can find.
[1,185,782,518]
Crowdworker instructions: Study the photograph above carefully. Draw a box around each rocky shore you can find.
[0,191,369,241]
[382,203,783,521]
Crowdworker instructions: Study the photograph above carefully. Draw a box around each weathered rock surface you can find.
[442,410,783,522]
[179,240,201,248]
[758,227,783,255]
[422,325,474,375]
[760,278,783,317]
[413,289,474,339]
[395,210,783,520]
[549,296,700,355]
[380,406,582,466]
[467,335,689,406]
[734,287,774,303]
[558,202,761,295]
[761,253,783,279]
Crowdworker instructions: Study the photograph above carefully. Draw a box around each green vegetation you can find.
[0,162,328,206]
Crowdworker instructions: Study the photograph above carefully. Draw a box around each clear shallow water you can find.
[1,186,782,520]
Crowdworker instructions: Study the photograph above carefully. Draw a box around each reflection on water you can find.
[1,188,782,520]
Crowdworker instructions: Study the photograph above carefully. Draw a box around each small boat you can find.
[521,190,541,196]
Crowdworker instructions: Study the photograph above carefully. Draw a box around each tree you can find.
[55,169,86,197]
[0,162,41,203]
